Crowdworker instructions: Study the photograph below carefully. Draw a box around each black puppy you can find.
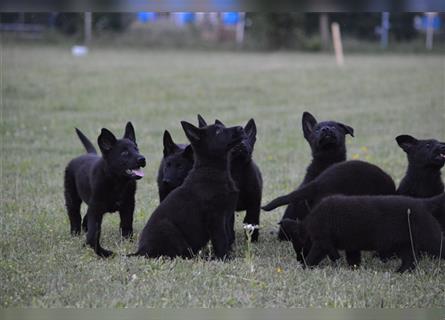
[278,111,354,240]
[280,193,445,273]
[157,130,193,202]
[263,160,396,265]
[132,121,244,259]
[198,115,263,242]
[396,135,445,198]
[64,122,146,257]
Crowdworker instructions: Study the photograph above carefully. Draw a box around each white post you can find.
[235,12,245,45]
[425,12,436,50]
[331,22,344,66]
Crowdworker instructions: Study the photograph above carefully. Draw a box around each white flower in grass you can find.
[243,224,259,232]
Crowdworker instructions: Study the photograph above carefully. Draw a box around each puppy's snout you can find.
[137,156,146,167]
[162,178,171,185]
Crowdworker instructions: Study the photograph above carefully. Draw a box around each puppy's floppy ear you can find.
[197,114,207,128]
[163,130,179,156]
[214,119,225,127]
[98,128,117,152]
[124,122,136,143]
[244,118,257,139]
[337,122,354,137]
[183,144,194,160]
[302,111,317,139]
[181,121,202,143]
[396,135,418,152]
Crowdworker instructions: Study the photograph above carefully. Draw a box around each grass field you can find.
[1,44,444,307]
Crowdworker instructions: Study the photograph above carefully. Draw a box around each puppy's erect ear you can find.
[124,122,136,143]
[396,135,418,153]
[98,128,117,152]
[244,118,257,139]
[183,144,194,160]
[302,111,317,139]
[181,121,202,143]
[337,122,354,137]
[197,114,207,128]
[163,130,179,156]
[214,119,226,127]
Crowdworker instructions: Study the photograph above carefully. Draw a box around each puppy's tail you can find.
[262,181,317,211]
[75,128,97,154]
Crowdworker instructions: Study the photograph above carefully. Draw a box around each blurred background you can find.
[1,12,444,52]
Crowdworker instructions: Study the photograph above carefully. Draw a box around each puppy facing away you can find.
[396,135,445,198]
[157,130,193,202]
[263,160,396,214]
[198,115,263,242]
[64,122,146,257]
[280,193,445,273]
[278,111,354,240]
[263,160,396,265]
[132,121,245,259]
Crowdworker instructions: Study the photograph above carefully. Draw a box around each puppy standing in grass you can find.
[133,121,245,259]
[280,193,445,273]
[64,122,146,257]
[277,112,354,240]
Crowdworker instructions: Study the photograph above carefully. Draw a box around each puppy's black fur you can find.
[278,111,354,240]
[64,123,146,257]
[157,130,193,202]
[157,115,263,242]
[263,160,396,214]
[132,121,244,259]
[280,193,445,273]
[198,116,263,242]
[263,160,396,265]
[396,135,445,198]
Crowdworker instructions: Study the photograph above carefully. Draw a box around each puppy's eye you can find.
[216,129,222,135]
[426,144,431,149]
[121,151,129,156]
[330,126,336,130]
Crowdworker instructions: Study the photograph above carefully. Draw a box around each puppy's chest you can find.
[102,185,132,212]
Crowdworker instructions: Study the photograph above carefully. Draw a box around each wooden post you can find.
[331,22,344,66]
[84,12,92,45]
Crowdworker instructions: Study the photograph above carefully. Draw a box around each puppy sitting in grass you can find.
[396,135,445,198]
[64,122,146,257]
[280,193,445,273]
[277,111,354,241]
[132,121,245,259]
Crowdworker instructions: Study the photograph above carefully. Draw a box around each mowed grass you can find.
[1,44,444,307]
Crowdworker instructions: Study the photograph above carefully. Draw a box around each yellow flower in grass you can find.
[352,153,360,160]
[276,267,283,273]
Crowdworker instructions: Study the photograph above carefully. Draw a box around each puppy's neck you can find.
[405,163,443,182]
[193,153,230,172]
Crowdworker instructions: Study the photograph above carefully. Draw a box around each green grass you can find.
[1,44,444,307]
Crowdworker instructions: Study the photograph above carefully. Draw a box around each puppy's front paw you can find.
[98,248,114,258]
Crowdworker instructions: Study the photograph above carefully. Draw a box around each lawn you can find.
[1,44,444,307]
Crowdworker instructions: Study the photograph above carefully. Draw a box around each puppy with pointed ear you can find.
[302,111,318,141]
[275,111,354,242]
[396,135,418,153]
[157,130,195,202]
[64,121,146,258]
[163,130,180,156]
[396,134,445,199]
[197,114,208,128]
[181,121,203,144]
[98,128,118,153]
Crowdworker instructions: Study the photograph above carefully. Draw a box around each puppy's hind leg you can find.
[305,243,327,268]
[396,247,416,273]
[64,171,82,235]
